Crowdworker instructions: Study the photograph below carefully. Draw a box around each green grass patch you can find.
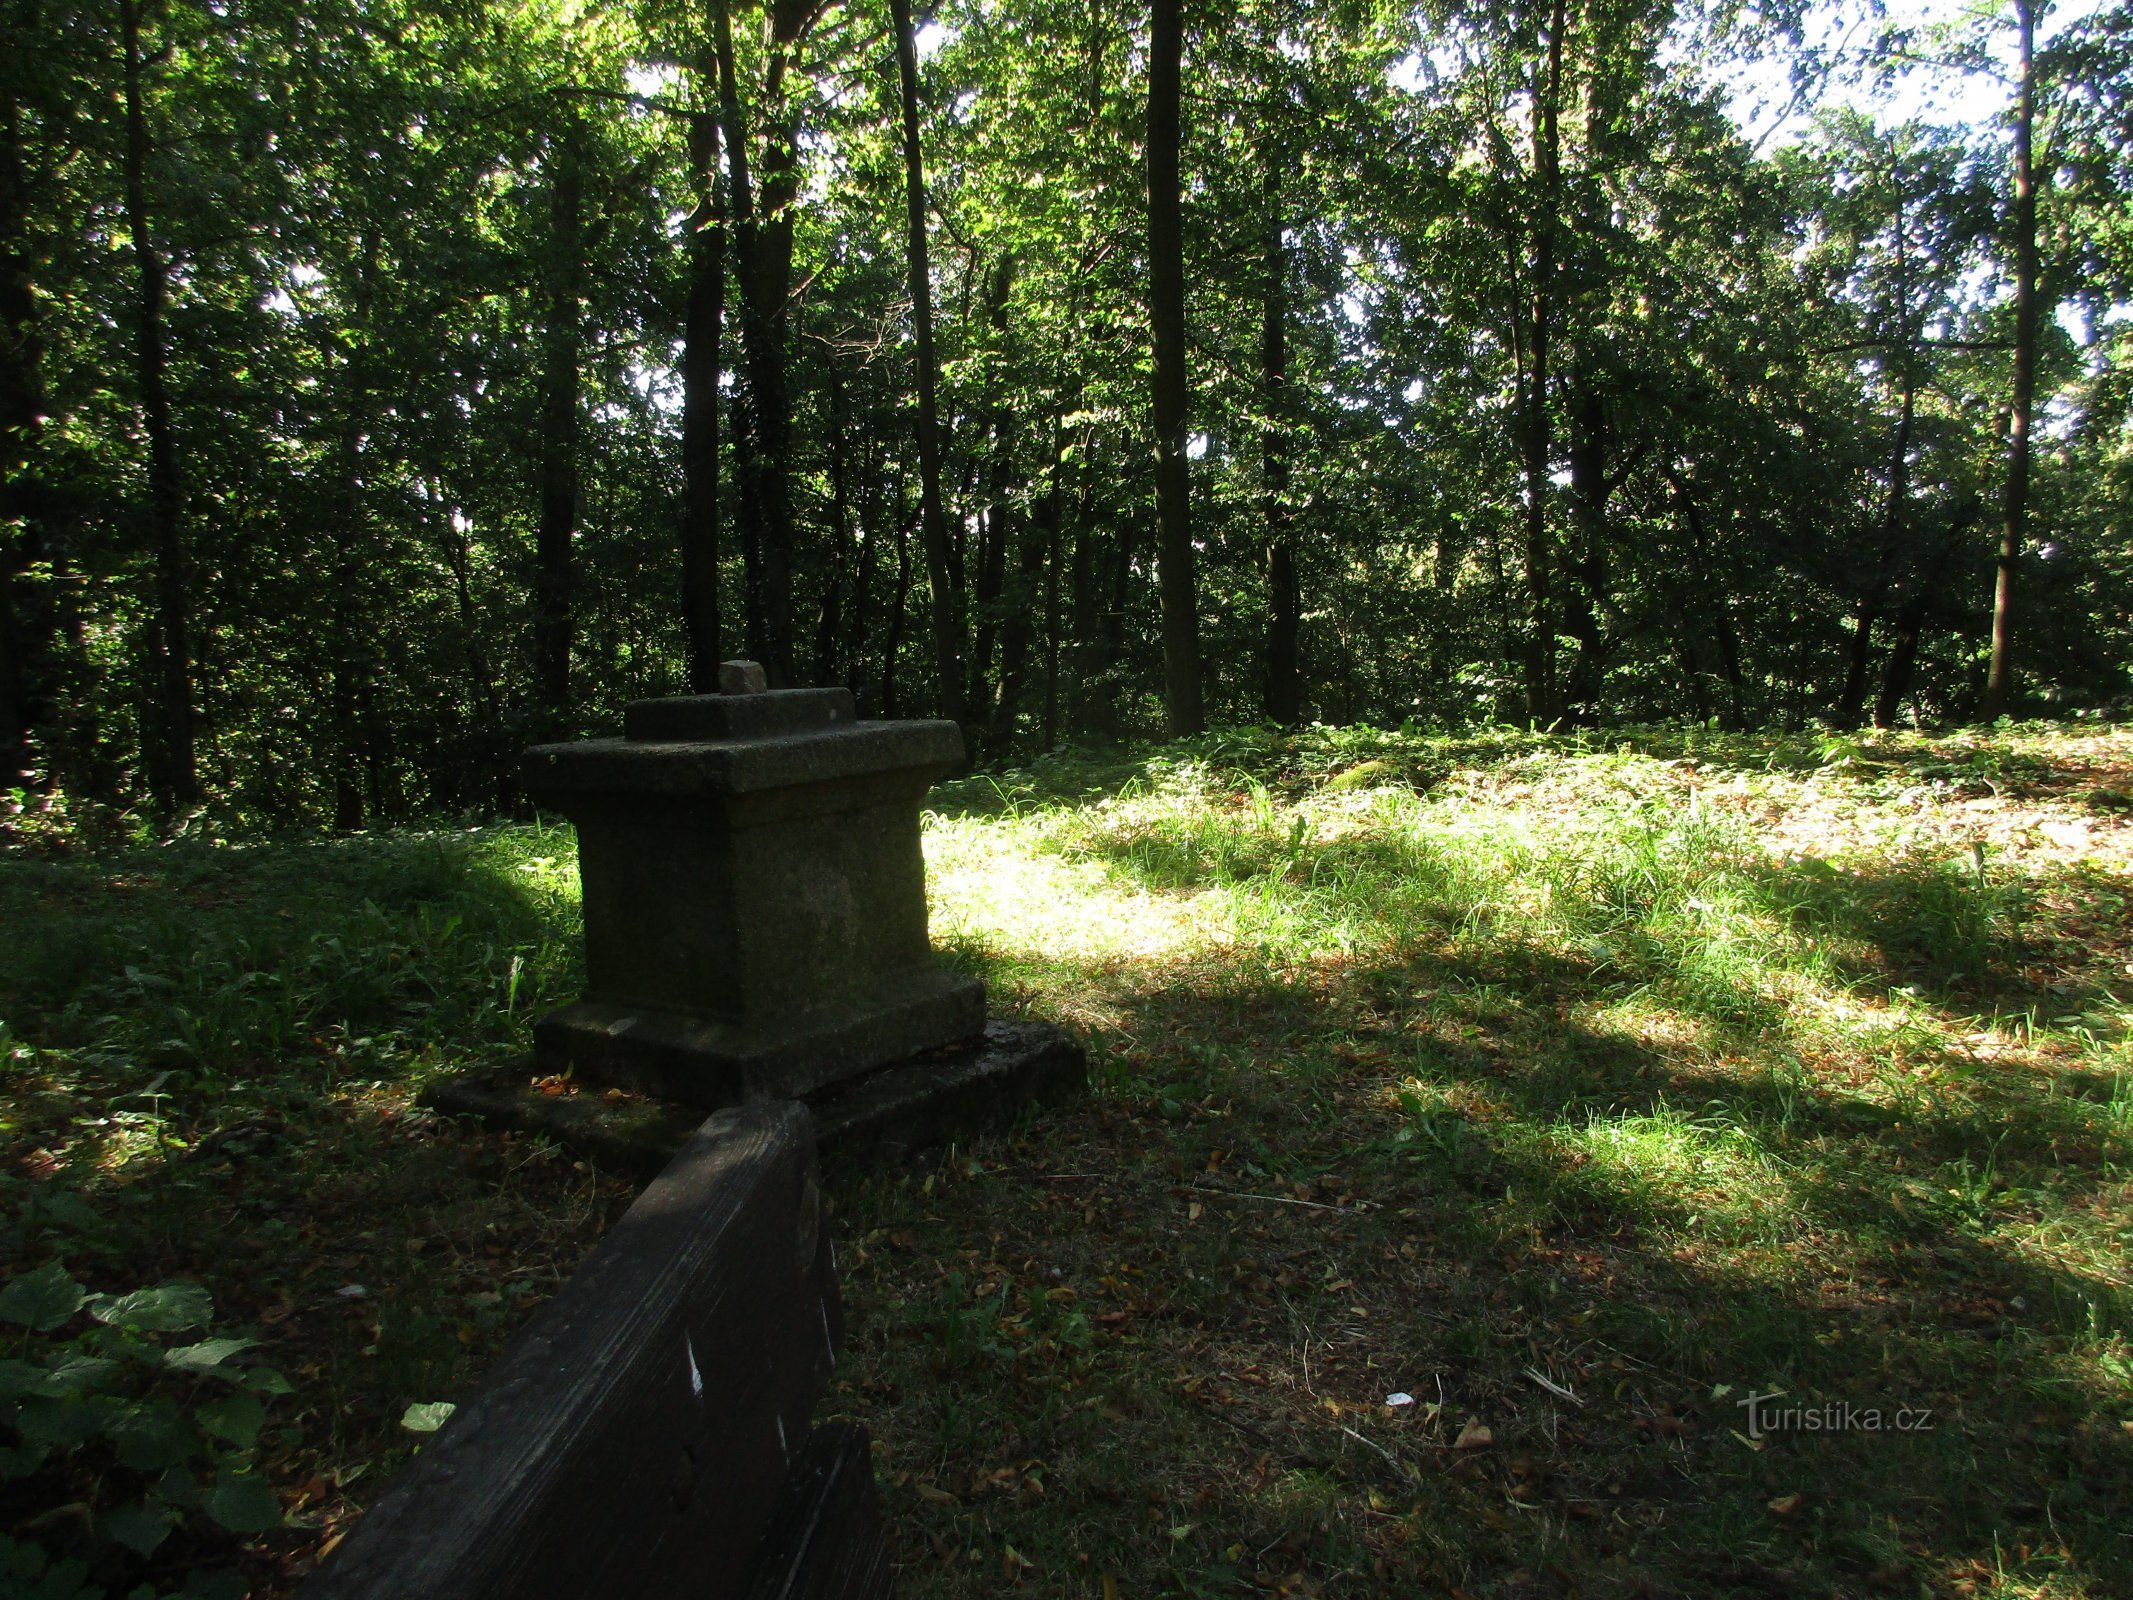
[5,723,2133,1597]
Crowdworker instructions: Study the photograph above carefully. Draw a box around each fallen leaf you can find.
[1768,1493,1803,1516]
[1454,1418,1493,1450]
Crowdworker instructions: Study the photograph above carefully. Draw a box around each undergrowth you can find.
[3,722,2130,1598]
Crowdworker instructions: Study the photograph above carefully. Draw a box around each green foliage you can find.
[0,1251,287,1597]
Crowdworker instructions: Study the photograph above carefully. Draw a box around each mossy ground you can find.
[4,723,2131,1597]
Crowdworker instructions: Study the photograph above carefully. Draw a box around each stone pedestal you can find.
[522,684,986,1106]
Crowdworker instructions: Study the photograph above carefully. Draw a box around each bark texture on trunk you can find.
[1148,0,1203,736]
[679,109,725,691]
[888,0,963,725]
[122,0,196,810]
[1981,0,2036,721]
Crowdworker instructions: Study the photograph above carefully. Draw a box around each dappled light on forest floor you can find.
[2,725,2130,1597]
[847,725,2133,1598]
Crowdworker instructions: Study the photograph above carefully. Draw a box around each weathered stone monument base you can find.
[450,668,1085,1173]
[534,966,986,1107]
[425,1018,1085,1178]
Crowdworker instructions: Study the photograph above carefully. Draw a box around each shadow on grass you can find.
[889,863,2133,1597]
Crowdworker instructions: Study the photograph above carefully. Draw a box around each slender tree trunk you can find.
[1148,0,1203,735]
[1067,494,1100,737]
[989,407,1054,760]
[1665,466,1746,727]
[121,0,196,810]
[1519,0,1566,728]
[845,425,882,700]
[1040,444,1063,750]
[1560,371,1608,719]
[883,487,913,719]
[1877,514,1965,728]
[1261,155,1300,726]
[1981,0,2037,721]
[886,0,964,725]
[1868,375,1919,728]
[715,0,799,684]
[970,260,1019,725]
[680,110,725,690]
[815,350,854,681]
[1839,170,1919,730]
[1,37,45,794]
[330,239,377,829]
[532,117,582,732]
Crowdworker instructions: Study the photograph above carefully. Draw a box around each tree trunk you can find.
[1839,169,1920,730]
[814,350,854,682]
[1665,466,1746,727]
[1148,0,1203,736]
[715,0,800,684]
[1519,0,1566,728]
[1877,514,1966,728]
[883,484,913,719]
[1040,447,1063,750]
[121,0,196,811]
[845,424,882,701]
[1260,155,1299,726]
[329,237,378,830]
[1,39,45,794]
[679,110,725,690]
[886,0,964,725]
[1560,371,1608,720]
[532,117,582,733]
[989,409,1055,760]
[1981,0,2036,721]
[971,259,1021,727]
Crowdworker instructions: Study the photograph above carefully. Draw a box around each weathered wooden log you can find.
[743,1422,894,1600]
[301,1101,889,1600]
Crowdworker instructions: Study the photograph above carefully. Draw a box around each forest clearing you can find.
[4,724,2130,1598]
[6,0,2133,1586]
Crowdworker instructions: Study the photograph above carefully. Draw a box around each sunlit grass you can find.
[5,722,2132,1595]
[866,724,2133,1597]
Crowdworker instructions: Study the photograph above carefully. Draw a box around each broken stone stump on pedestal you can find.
[475,663,1083,1162]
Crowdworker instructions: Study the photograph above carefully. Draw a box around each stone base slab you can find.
[425,1019,1087,1177]
[532,969,986,1106]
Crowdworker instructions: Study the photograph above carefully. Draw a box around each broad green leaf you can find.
[399,1400,456,1433]
[0,1441,52,1479]
[101,1497,177,1557]
[109,1398,195,1472]
[164,1337,256,1375]
[0,1532,100,1600]
[0,1359,42,1401]
[35,1193,101,1235]
[196,1392,266,1449]
[244,1366,295,1396]
[0,1262,86,1331]
[157,1465,203,1509]
[12,1394,99,1450]
[30,1356,118,1398]
[204,1468,283,1533]
[89,1282,212,1333]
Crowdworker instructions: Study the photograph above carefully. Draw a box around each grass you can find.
[4,722,2132,1597]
